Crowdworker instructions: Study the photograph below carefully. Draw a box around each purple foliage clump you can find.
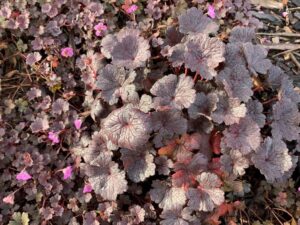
[0,0,299,224]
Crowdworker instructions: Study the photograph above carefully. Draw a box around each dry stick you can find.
[272,48,300,57]
[257,32,300,38]
[263,96,278,105]
[261,44,300,57]
[270,208,284,225]
[289,6,300,11]
[273,207,295,220]
[290,53,300,70]
[262,43,300,51]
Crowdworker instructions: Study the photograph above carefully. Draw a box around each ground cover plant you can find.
[0,0,300,224]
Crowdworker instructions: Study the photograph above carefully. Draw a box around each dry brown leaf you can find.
[250,0,283,9]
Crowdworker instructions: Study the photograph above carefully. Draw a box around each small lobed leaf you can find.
[101,105,152,150]
[251,137,293,183]
[217,65,253,102]
[183,34,225,80]
[150,74,196,110]
[120,148,156,182]
[222,117,261,155]
[187,172,225,212]
[178,7,219,34]
[271,97,300,141]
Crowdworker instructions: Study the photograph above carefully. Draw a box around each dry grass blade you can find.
[261,43,300,52]
[291,53,300,70]
[250,0,283,9]
[257,33,300,38]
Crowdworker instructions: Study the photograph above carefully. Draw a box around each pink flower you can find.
[16,170,32,181]
[298,186,300,192]
[61,47,74,58]
[207,4,216,19]
[48,131,60,144]
[94,22,107,37]
[74,119,82,130]
[3,194,14,205]
[282,11,288,17]
[83,183,93,193]
[126,4,138,14]
[62,166,72,180]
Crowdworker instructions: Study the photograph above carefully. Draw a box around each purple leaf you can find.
[222,117,261,155]
[150,74,196,110]
[183,34,225,80]
[101,28,150,69]
[242,43,272,75]
[251,137,293,183]
[187,172,224,212]
[178,7,219,34]
[271,98,300,141]
[96,64,137,105]
[101,105,151,150]
[120,148,155,182]
[229,26,255,43]
[211,92,247,125]
[217,65,253,102]
[81,153,127,200]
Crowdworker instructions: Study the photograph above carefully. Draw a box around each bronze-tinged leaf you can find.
[0,41,8,49]
[158,143,176,157]
[210,130,222,155]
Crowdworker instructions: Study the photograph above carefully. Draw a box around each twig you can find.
[250,0,283,9]
[262,43,300,51]
[290,53,300,70]
[273,48,300,57]
[263,97,278,105]
[289,7,300,11]
[248,208,263,222]
[257,32,300,38]
[269,208,284,225]
[273,207,295,220]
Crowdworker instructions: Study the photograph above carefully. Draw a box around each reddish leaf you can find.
[206,202,236,225]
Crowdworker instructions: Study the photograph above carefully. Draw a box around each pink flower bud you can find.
[48,131,60,144]
[3,194,14,205]
[94,22,107,37]
[83,183,93,193]
[208,4,216,19]
[61,47,74,58]
[62,166,72,180]
[16,170,32,181]
[74,119,82,130]
[282,11,288,17]
[126,4,138,14]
